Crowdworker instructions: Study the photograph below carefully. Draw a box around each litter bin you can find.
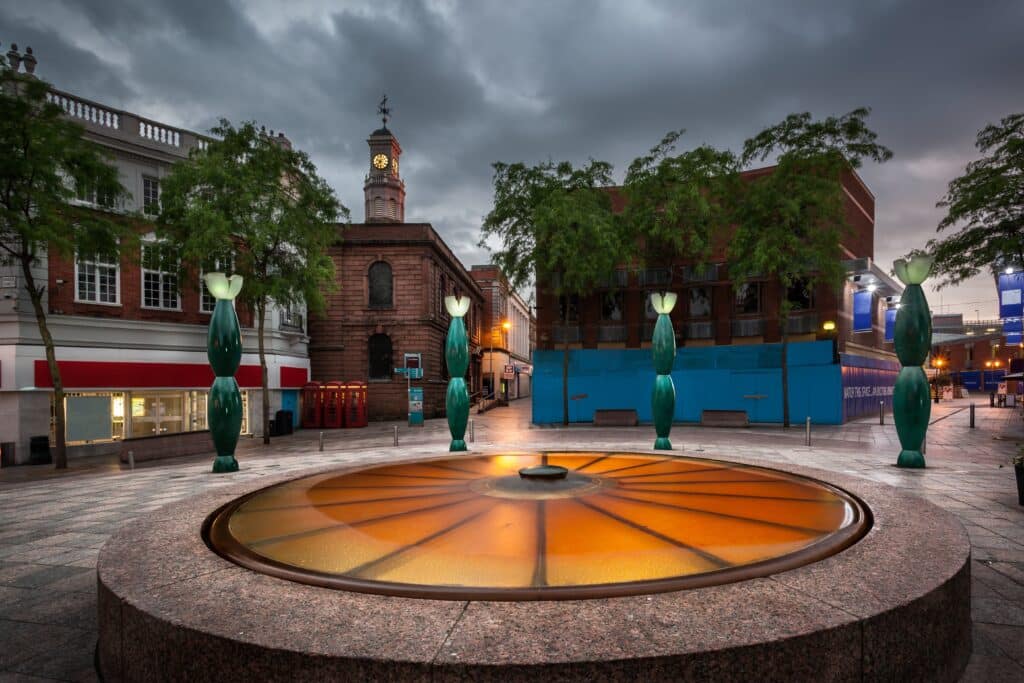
[1,442,15,468]
[275,410,294,435]
[29,435,51,465]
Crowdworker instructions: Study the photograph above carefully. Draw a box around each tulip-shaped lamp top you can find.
[893,255,933,286]
[444,295,471,318]
[650,291,678,315]
[203,272,244,300]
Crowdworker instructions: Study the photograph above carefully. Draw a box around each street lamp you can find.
[822,320,838,364]
[488,318,510,402]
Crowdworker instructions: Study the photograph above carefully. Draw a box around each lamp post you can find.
[892,255,934,468]
[203,272,244,473]
[444,295,471,451]
[650,292,678,450]
[487,319,510,402]
[822,320,838,364]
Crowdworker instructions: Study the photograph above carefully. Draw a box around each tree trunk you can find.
[780,298,790,429]
[561,307,570,426]
[21,256,67,468]
[257,297,270,445]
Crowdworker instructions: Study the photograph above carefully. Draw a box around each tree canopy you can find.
[728,108,892,426]
[158,119,346,443]
[927,112,1024,287]
[0,55,131,468]
[621,130,739,281]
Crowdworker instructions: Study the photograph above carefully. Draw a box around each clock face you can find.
[391,157,399,175]
[373,153,389,169]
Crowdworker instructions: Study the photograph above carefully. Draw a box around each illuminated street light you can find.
[822,320,836,332]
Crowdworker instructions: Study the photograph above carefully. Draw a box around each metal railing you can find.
[731,318,765,337]
[785,314,819,335]
[597,324,627,343]
[684,321,714,339]
[551,325,581,344]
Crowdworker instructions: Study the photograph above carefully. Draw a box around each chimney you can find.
[22,46,36,75]
[6,43,21,72]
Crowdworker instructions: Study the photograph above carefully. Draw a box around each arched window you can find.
[368,334,392,379]
[388,198,397,219]
[373,196,384,217]
[368,261,393,308]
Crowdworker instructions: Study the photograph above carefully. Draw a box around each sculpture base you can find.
[449,440,467,452]
[653,437,673,450]
[212,455,239,473]
[896,450,926,469]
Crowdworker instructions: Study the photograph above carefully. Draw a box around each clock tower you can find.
[364,95,406,223]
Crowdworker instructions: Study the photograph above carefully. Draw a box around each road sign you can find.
[503,364,515,379]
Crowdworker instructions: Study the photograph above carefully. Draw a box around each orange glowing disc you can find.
[206,452,869,600]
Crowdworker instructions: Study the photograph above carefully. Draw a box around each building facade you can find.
[308,120,485,420]
[0,49,308,464]
[532,168,904,425]
[470,265,535,401]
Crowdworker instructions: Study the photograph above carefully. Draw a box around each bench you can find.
[700,410,749,427]
[593,409,639,427]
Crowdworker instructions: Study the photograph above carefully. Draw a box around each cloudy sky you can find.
[4,0,1020,317]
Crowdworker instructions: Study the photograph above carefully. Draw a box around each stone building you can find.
[0,47,307,464]
[308,117,485,420]
[470,264,535,401]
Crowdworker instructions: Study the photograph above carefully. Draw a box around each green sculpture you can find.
[892,256,933,468]
[650,292,678,450]
[444,295,471,452]
[204,273,244,473]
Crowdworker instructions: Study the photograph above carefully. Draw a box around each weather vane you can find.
[378,94,390,128]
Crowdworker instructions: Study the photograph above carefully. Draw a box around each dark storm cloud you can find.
[2,0,1020,314]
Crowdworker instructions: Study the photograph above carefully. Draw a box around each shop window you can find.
[688,287,712,318]
[142,242,179,309]
[369,334,393,379]
[786,280,815,310]
[64,392,125,444]
[368,261,393,308]
[601,291,623,321]
[734,282,761,315]
[76,251,120,304]
[558,294,579,323]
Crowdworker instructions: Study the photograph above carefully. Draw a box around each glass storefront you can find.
[62,389,249,445]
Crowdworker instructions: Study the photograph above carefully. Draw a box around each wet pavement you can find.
[1,396,1022,681]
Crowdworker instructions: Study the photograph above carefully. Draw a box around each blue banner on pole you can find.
[998,273,1024,319]
[884,308,897,342]
[1007,332,1022,345]
[1004,318,1022,333]
[853,290,873,332]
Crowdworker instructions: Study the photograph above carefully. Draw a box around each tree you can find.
[0,55,130,469]
[927,113,1024,286]
[621,130,739,304]
[480,159,621,425]
[158,120,346,444]
[730,108,892,427]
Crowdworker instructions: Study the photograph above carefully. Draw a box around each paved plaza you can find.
[1,397,1022,681]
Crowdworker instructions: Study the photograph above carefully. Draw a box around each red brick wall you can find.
[308,223,484,420]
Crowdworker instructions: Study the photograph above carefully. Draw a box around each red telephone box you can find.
[301,382,322,429]
[345,381,368,428]
[322,382,345,428]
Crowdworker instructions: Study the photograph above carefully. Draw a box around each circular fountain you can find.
[205,453,869,600]
[97,451,971,681]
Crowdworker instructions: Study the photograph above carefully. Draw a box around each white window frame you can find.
[140,240,180,311]
[142,175,160,215]
[279,302,304,331]
[74,252,121,306]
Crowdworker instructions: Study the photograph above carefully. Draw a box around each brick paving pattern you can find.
[1,397,1022,681]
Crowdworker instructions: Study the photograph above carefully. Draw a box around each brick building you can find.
[470,264,535,401]
[532,167,906,425]
[0,48,308,464]
[308,118,485,420]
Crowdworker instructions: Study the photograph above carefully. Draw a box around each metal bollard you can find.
[969,402,975,428]
[393,425,399,447]
[127,450,135,471]
[319,431,324,452]
[879,400,884,425]
[469,419,475,443]
[805,417,811,447]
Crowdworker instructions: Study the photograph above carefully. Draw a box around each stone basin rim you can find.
[201,451,873,601]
